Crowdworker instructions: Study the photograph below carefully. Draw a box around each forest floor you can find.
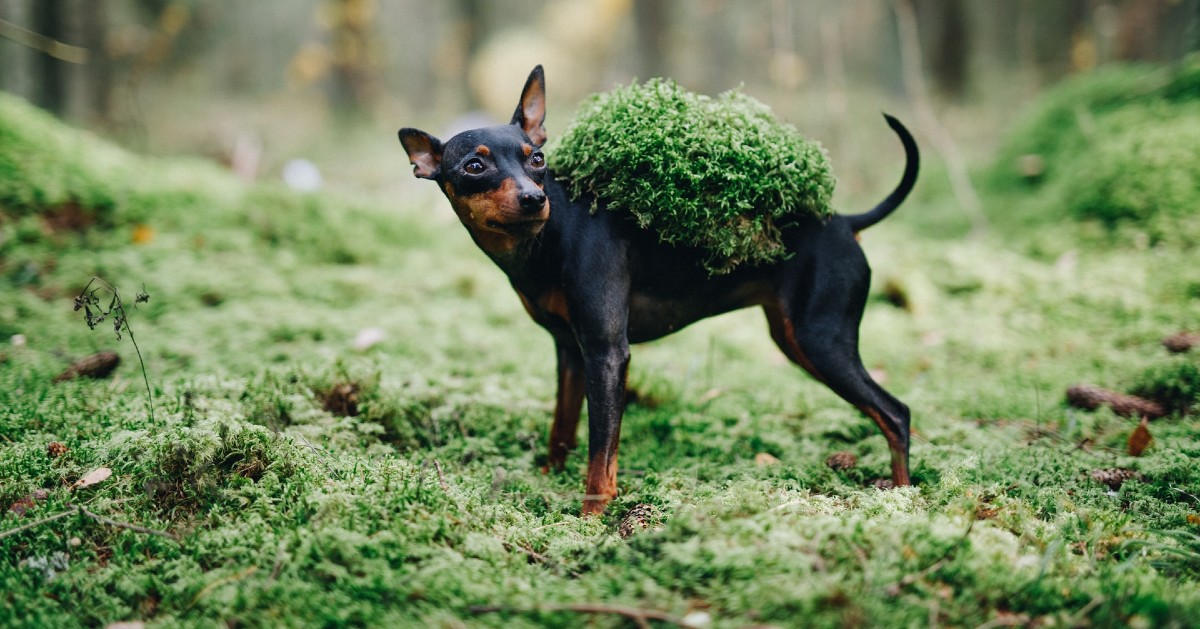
[2,63,1199,627]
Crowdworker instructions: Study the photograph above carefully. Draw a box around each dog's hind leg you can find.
[764,242,911,486]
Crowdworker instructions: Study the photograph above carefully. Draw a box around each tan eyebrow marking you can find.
[475,145,491,156]
[522,144,533,157]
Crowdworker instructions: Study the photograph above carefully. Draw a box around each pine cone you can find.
[1163,331,1200,353]
[54,351,120,383]
[826,451,858,471]
[1066,384,1166,419]
[618,503,656,539]
[1090,468,1143,490]
[47,442,69,458]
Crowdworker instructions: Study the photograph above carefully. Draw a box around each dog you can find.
[399,65,919,515]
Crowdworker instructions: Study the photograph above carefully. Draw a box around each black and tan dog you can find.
[399,66,919,515]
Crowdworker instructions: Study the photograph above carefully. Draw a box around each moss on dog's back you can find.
[548,79,834,275]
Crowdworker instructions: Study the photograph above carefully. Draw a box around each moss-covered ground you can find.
[2,61,1200,627]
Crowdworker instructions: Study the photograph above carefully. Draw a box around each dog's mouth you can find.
[486,217,547,237]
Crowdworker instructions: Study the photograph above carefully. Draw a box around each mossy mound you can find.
[1132,357,1200,417]
[990,56,1200,246]
[549,79,834,274]
[0,93,400,264]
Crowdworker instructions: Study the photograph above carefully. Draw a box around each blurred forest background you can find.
[2,0,1199,205]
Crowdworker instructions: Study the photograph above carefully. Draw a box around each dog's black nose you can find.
[519,189,547,213]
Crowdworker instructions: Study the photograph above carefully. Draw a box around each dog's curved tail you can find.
[844,114,919,233]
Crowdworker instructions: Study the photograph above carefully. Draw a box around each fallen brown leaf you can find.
[8,489,49,516]
[72,467,112,490]
[1127,417,1153,456]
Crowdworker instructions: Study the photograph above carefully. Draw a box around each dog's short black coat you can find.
[399,66,919,515]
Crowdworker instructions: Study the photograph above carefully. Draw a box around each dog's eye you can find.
[464,158,486,175]
[529,152,546,168]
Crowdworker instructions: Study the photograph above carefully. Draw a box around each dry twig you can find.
[0,505,178,543]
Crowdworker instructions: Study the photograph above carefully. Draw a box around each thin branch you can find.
[0,18,89,63]
[0,509,74,541]
[0,505,178,543]
[77,506,179,543]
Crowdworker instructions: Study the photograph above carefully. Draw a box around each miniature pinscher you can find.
[399,66,919,515]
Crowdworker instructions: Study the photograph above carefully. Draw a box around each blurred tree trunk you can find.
[0,0,11,91]
[1036,0,1089,76]
[33,0,67,114]
[78,0,112,122]
[633,0,669,79]
[914,0,967,98]
[452,0,491,110]
[327,0,379,118]
[1114,0,1200,61]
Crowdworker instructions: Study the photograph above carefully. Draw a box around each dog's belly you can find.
[626,282,771,343]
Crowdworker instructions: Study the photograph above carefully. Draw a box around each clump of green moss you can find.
[549,79,835,274]
[1131,357,1200,416]
[990,56,1200,246]
[0,92,128,225]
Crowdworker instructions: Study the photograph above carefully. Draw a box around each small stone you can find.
[754,452,780,466]
[353,327,386,351]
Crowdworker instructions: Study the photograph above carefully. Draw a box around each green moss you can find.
[6,75,1200,627]
[549,79,834,274]
[1131,357,1200,416]
[989,56,1200,246]
[0,92,129,225]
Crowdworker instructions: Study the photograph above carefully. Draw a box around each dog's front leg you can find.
[546,338,585,472]
[579,338,630,515]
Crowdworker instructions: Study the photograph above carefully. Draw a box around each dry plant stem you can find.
[0,505,178,542]
[76,506,179,542]
[75,277,155,423]
[891,0,989,237]
[0,509,74,541]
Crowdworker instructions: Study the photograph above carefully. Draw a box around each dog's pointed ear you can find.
[398,128,443,179]
[509,65,546,146]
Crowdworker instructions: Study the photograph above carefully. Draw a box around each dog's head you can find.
[399,66,550,252]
